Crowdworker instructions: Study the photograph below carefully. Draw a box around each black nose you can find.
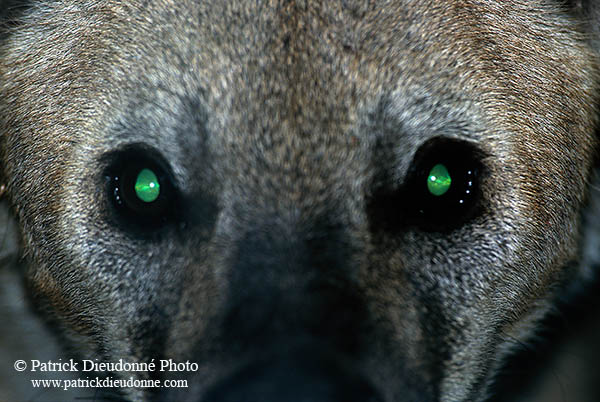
[202,354,382,402]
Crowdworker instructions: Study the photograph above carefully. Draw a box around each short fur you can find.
[1,1,599,401]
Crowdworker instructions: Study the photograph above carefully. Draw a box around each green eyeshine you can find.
[134,168,160,203]
[427,163,451,196]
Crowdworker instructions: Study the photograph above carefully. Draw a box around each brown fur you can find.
[1,1,599,401]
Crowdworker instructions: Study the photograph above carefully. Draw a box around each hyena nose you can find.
[202,351,382,402]
[199,215,381,401]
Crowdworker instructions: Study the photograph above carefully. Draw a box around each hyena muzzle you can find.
[0,1,599,401]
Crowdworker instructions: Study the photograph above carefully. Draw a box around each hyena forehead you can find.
[105,1,595,188]
[124,2,593,141]
[1,1,597,208]
[5,2,595,138]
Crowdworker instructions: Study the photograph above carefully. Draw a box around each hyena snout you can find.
[204,216,382,401]
[203,351,382,402]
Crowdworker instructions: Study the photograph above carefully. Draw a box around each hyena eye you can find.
[408,137,482,231]
[105,146,178,231]
[368,137,483,233]
[427,163,452,196]
[134,168,161,203]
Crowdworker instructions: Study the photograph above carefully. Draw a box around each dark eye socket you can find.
[408,138,481,227]
[368,137,484,233]
[105,146,179,231]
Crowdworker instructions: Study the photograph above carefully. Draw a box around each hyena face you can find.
[0,1,598,401]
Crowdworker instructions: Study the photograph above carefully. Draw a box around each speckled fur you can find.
[0,1,599,401]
